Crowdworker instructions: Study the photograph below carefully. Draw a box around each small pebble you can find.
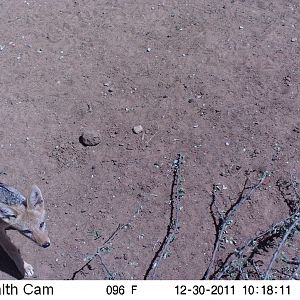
[146,47,151,52]
[291,37,297,42]
[133,125,143,134]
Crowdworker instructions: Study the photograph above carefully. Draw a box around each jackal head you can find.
[0,185,50,248]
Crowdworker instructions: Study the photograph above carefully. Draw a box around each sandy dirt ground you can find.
[0,0,299,279]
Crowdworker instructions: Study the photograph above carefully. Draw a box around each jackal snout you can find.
[42,242,50,248]
[26,217,51,248]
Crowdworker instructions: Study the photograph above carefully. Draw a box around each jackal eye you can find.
[22,229,32,235]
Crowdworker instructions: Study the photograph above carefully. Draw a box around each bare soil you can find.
[0,0,299,279]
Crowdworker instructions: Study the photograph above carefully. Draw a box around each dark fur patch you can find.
[0,183,26,206]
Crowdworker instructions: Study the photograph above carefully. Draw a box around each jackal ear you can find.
[0,203,17,219]
[28,185,44,209]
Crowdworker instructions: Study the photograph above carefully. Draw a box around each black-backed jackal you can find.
[0,183,50,277]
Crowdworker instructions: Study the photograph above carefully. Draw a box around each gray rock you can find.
[133,125,143,134]
[79,131,100,146]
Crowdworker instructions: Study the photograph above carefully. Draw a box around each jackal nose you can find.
[42,242,50,248]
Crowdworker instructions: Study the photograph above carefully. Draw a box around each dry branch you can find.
[144,154,185,279]
[208,173,300,280]
[264,213,300,279]
[203,171,269,279]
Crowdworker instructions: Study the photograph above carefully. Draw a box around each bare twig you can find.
[95,253,115,280]
[289,263,300,280]
[264,213,300,279]
[70,201,143,280]
[290,173,300,206]
[144,154,184,279]
[213,210,300,279]
[70,260,92,280]
[103,224,126,245]
[204,171,269,279]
